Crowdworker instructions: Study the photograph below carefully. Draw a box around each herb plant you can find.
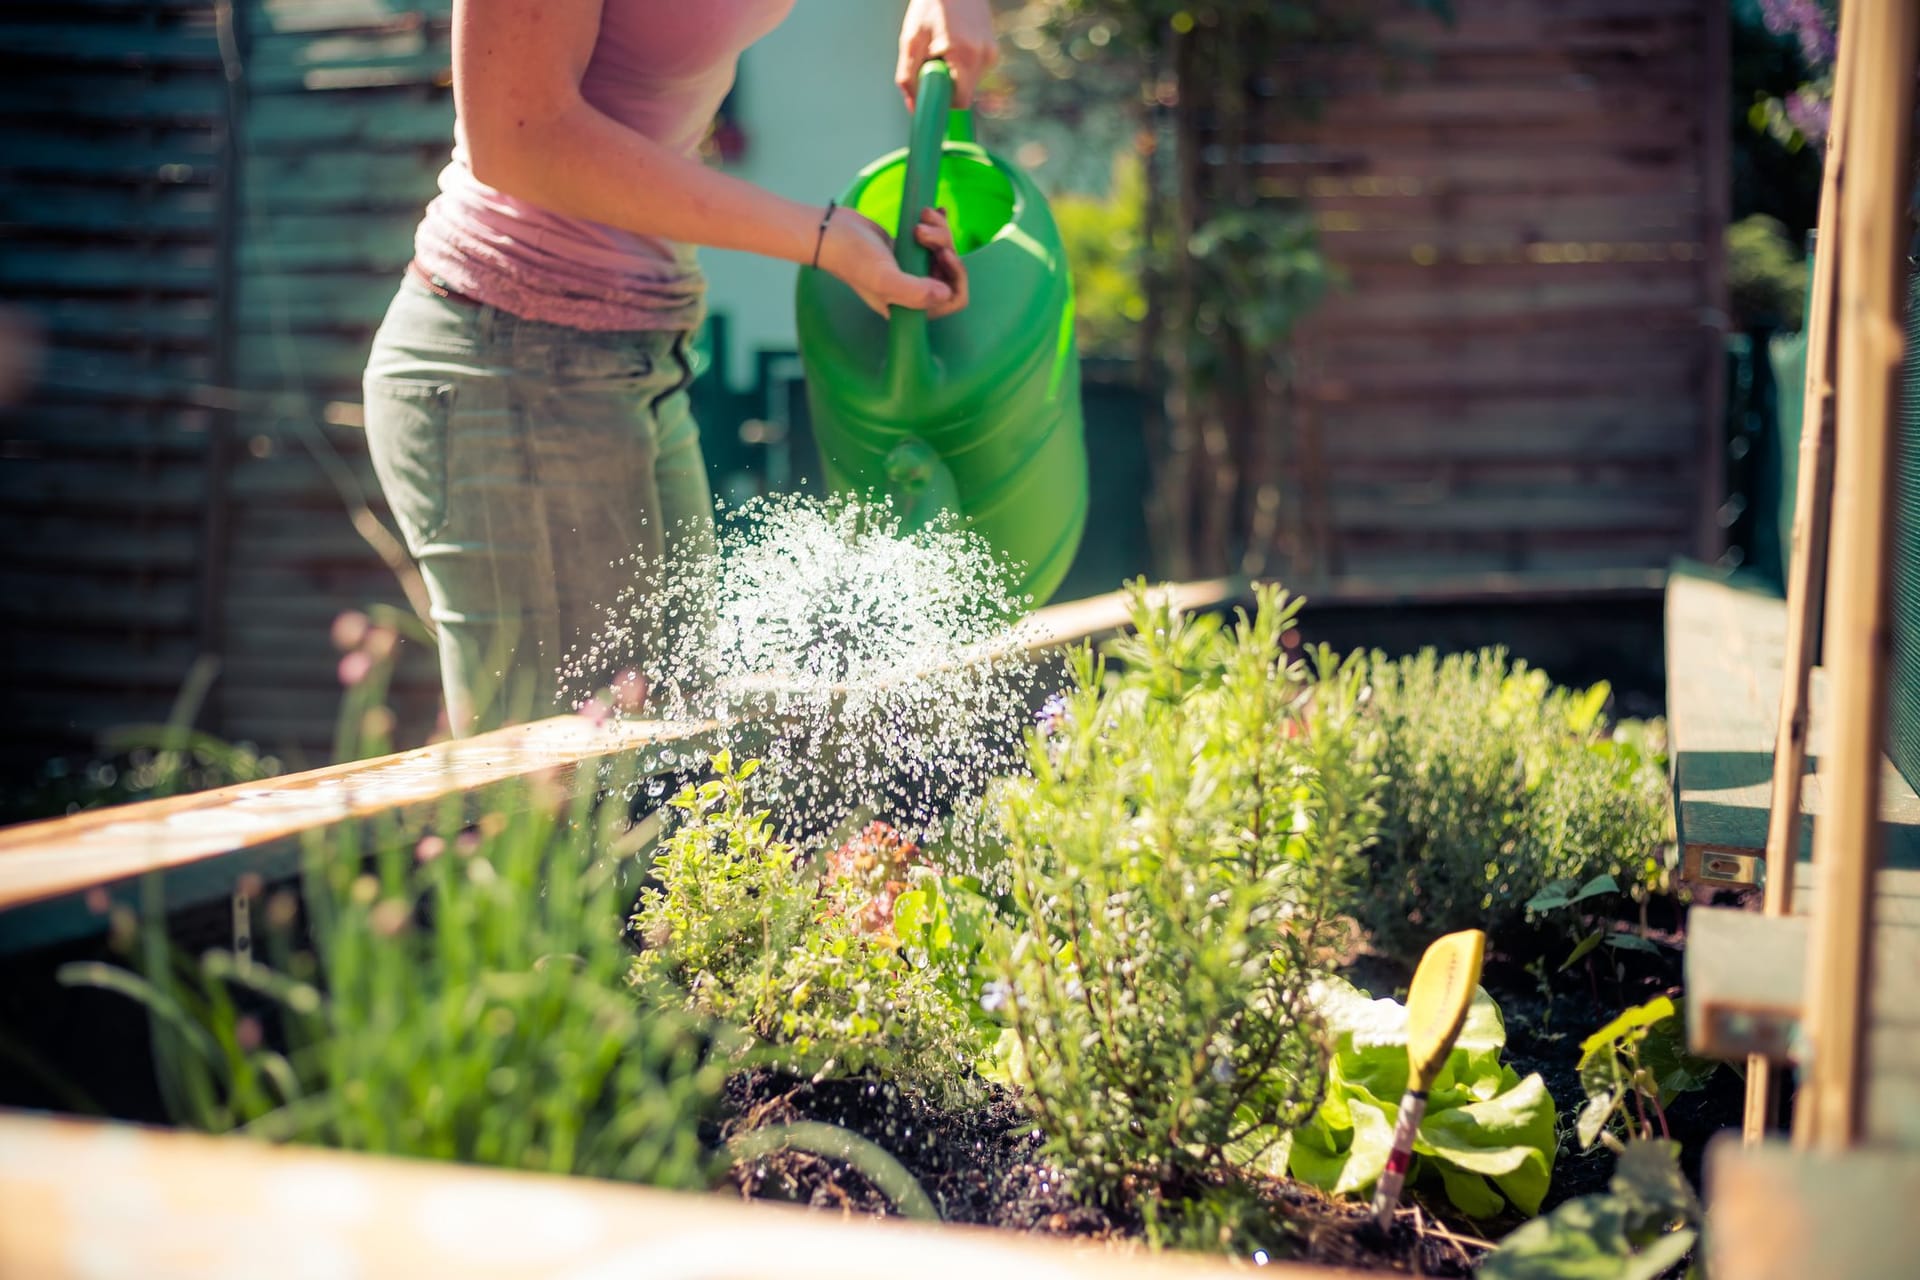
[629,753,985,1099]
[62,759,724,1188]
[1336,648,1672,964]
[993,583,1385,1198]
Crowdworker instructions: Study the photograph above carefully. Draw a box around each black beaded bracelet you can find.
[812,199,837,270]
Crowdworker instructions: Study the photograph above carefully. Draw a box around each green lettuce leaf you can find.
[1286,976,1558,1218]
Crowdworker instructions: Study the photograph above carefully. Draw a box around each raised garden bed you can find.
[0,574,1739,1278]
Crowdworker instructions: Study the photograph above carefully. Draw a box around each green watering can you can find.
[794,60,1087,606]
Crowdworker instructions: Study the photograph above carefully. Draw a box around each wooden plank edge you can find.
[0,1108,1340,1280]
[0,584,1232,948]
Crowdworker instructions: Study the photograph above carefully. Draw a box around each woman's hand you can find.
[819,206,970,319]
[897,0,999,110]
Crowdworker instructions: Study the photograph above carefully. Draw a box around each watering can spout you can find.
[884,60,956,408]
[884,437,961,531]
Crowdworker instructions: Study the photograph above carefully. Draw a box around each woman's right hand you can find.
[817,206,968,319]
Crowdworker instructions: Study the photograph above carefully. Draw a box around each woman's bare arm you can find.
[454,0,957,313]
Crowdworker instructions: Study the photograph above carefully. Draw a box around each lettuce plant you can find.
[1278,976,1558,1219]
[993,582,1386,1198]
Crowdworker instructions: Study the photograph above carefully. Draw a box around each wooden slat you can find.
[1666,563,1794,884]
[243,152,442,213]
[0,186,218,238]
[0,75,225,126]
[1,244,217,292]
[248,25,451,94]
[246,92,452,151]
[0,1109,1308,1280]
[253,0,455,35]
[1686,907,1920,1044]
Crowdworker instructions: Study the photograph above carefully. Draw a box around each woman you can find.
[363,0,998,735]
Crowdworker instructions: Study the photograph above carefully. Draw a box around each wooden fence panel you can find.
[1266,0,1724,580]
[0,2,227,782]
[218,1,454,765]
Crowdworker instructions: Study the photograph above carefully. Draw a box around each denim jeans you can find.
[362,274,714,735]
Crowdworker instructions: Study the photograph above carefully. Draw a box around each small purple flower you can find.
[1785,89,1832,145]
[1036,692,1071,737]
[1759,0,1836,68]
[980,980,1012,1013]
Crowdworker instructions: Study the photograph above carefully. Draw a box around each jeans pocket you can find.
[363,376,456,549]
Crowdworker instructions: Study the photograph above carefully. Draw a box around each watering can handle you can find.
[885,59,955,401]
[892,59,955,277]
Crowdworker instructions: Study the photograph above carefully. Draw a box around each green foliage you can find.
[63,760,724,1188]
[1052,154,1150,359]
[629,752,986,1099]
[1575,996,1721,1152]
[1482,1139,1701,1280]
[1281,977,1557,1219]
[1482,998,1715,1277]
[1184,207,1336,380]
[993,581,1385,1197]
[1728,213,1809,330]
[1334,649,1673,965]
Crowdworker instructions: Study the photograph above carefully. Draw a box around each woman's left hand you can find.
[897,0,999,110]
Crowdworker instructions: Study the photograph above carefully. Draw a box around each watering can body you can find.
[794,63,1087,606]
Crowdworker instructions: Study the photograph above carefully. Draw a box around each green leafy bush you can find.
[1337,648,1671,964]
[64,761,723,1188]
[1728,213,1809,330]
[993,583,1385,1198]
[1280,977,1558,1219]
[629,752,985,1099]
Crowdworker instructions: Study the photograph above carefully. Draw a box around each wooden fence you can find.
[2,0,453,782]
[1,0,1725,784]
[1270,0,1727,580]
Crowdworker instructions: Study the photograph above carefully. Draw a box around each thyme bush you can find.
[1337,648,1672,965]
[993,584,1385,1199]
[629,753,986,1100]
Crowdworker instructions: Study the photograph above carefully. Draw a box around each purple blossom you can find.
[1785,89,1832,144]
[1759,0,1837,69]
[1036,691,1071,737]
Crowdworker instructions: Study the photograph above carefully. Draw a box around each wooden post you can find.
[1745,0,1856,1145]
[1696,0,1734,566]
[1794,0,1918,1153]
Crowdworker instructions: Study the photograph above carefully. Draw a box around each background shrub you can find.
[1337,648,1671,965]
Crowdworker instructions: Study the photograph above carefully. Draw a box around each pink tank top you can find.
[414,0,796,331]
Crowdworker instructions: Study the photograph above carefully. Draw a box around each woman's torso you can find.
[413,0,796,332]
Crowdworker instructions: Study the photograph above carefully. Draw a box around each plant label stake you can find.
[1372,928,1487,1228]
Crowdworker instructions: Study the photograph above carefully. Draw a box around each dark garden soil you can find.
[718,1070,1481,1274]
[716,893,1750,1275]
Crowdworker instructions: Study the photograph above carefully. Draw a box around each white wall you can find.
[701,4,909,389]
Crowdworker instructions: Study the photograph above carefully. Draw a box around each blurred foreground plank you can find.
[0,1108,1342,1280]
